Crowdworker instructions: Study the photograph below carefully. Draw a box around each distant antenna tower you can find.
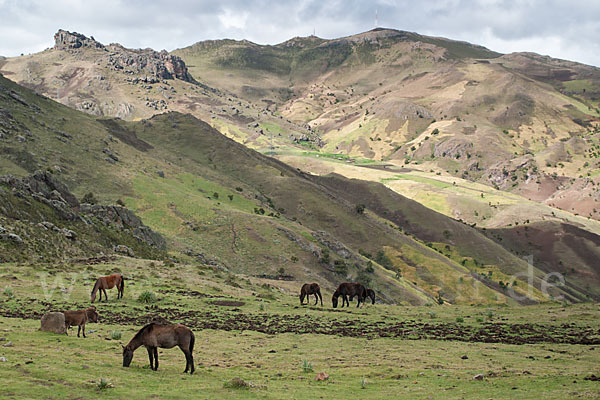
[313,27,315,36]
[375,9,378,29]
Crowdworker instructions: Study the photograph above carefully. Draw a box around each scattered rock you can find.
[0,337,6,341]
[0,357,6,362]
[113,245,135,257]
[156,170,165,178]
[62,229,77,240]
[461,355,468,359]
[315,372,329,381]
[82,365,89,369]
[2,341,13,347]
[473,374,485,381]
[0,233,22,244]
[40,312,67,334]
[584,374,600,381]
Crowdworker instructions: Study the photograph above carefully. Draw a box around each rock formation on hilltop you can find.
[54,29,105,50]
[53,29,195,83]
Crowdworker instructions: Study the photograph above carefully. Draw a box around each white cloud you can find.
[0,0,598,67]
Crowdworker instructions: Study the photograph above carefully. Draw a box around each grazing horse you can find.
[300,283,323,306]
[122,322,195,374]
[332,282,367,308]
[63,307,98,338]
[91,273,124,303]
[350,288,376,305]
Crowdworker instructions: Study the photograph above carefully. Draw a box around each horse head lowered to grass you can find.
[332,282,367,308]
[122,322,195,374]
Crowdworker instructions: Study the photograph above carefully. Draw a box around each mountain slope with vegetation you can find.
[3,72,598,303]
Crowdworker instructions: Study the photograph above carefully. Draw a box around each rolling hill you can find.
[3,71,599,304]
[1,28,600,304]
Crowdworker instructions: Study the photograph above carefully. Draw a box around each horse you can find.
[300,283,323,306]
[332,282,367,308]
[350,288,376,305]
[122,322,195,374]
[63,306,98,338]
[91,273,124,303]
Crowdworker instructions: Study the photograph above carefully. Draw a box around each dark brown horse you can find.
[122,322,195,374]
[350,288,375,305]
[91,273,124,303]
[300,283,323,306]
[332,282,367,308]
[64,306,98,338]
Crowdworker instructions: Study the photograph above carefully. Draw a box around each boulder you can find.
[114,245,135,257]
[40,312,67,334]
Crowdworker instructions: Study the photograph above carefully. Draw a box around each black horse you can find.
[350,288,375,305]
[300,283,323,306]
[332,282,366,308]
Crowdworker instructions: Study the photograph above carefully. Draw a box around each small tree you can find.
[355,204,365,214]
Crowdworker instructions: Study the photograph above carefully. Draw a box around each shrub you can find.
[116,199,125,207]
[82,192,97,204]
[456,316,464,323]
[375,250,393,270]
[213,192,219,199]
[355,204,365,214]
[96,378,114,390]
[360,377,367,389]
[111,331,122,340]
[3,287,13,298]
[227,194,233,201]
[223,377,250,389]
[319,248,330,264]
[137,291,157,303]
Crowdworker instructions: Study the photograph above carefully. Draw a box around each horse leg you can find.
[300,293,305,305]
[146,347,154,370]
[102,288,108,302]
[313,293,318,306]
[319,291,323,306]
[154,347,159,371]
[81,322,86,338]
[77,324,81,338]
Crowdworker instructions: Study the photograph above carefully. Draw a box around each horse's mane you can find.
[132,323,156,340]
[91,278,101,295]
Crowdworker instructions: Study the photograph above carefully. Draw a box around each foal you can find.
[64,306,98,338]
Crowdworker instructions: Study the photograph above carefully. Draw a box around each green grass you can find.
[0,258,599,399]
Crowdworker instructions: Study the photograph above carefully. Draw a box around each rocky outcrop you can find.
[106,45,195,82]
[40,312,67,334]
[53,29,195,83]
[0,171,166,250]
[54,29,105,50]
[80,204,166,249]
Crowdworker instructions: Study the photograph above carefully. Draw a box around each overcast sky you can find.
[1,0,599,67]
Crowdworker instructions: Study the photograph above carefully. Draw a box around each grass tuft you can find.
[137,291,157,303]
[302,359,313,373]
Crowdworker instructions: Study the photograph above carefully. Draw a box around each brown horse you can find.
[64,307,98,338]
[122,322,195,374]
[332,282,367,308]
[350,288,375,305]
[91,273,124,303]
[300,283,323,306]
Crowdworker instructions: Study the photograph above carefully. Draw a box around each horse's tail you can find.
[189,330,195,354]
[91,279,100,303]
[120,275,125,296]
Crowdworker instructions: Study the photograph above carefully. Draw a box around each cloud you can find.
[0,0,598,67]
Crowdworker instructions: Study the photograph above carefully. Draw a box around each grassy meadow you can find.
[1,258,599,399]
